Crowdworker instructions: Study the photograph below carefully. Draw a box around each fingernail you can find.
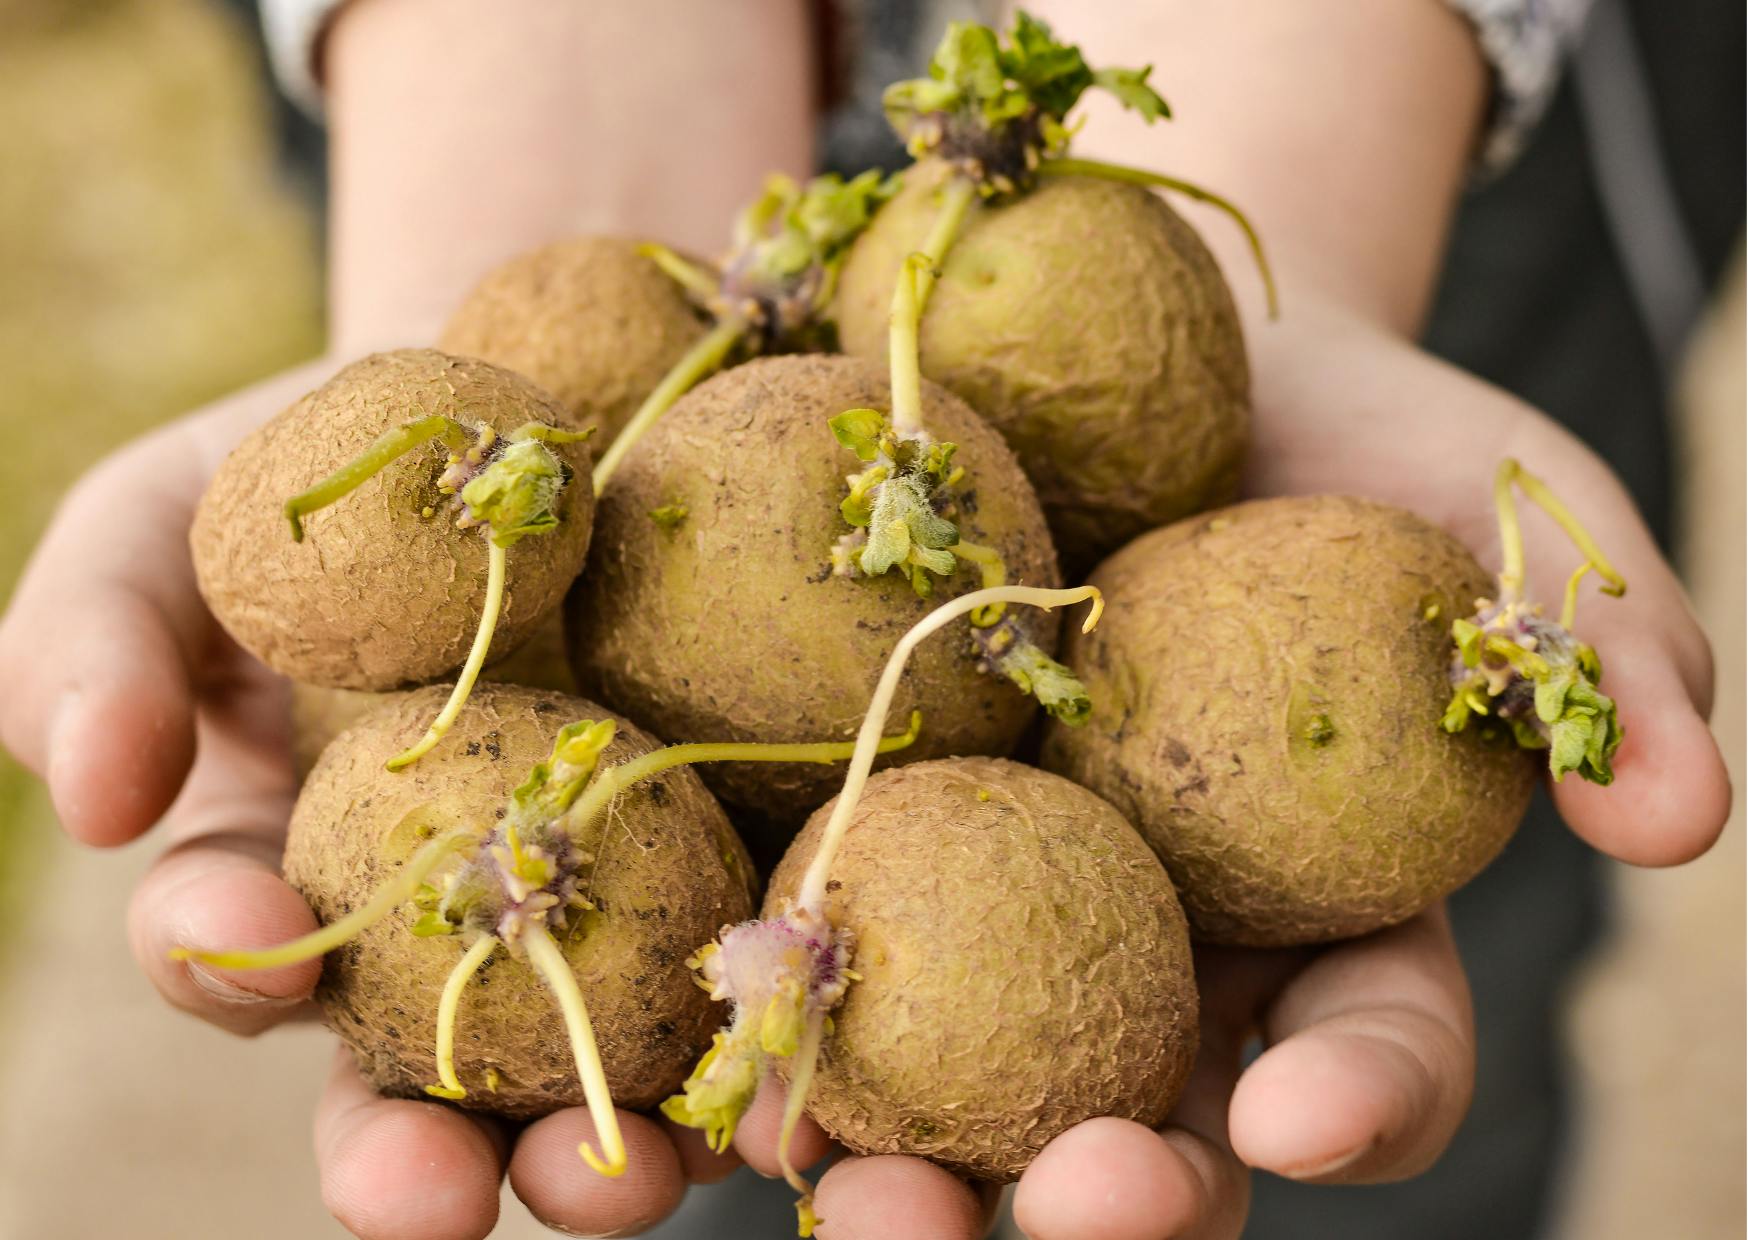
[185,960,303,1008]
[1283,1139,1376,1181]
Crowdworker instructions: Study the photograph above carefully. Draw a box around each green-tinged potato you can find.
[192,349,595,691]
[1042,496,1537,946]
[835,160,1249,570]
[284,684,756,1118]
[764,756,1198,1182]
[290,609,579,778]
[566,354,1062,826]
[439,236,709,441]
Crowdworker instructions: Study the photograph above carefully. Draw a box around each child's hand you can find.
[0,360,743,1238]
[733,907,1474,1240]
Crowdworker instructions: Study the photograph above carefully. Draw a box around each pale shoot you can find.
[663,585,1104,1232]
[888,252,932,439]
[562,717,923,841]
[636,241,720,301]
[779,1012,829,1237]
[592,315,748,495]
[168,829,476,971]
[425,934,500,1100]
[798,583,1102,907]
[1036,157,1278,318]
[387,539,507,770]
[284,414,469,541]
[523,923,627,1177]
[912,178,978,314]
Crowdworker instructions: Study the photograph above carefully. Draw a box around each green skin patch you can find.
[1441,459,1626,785]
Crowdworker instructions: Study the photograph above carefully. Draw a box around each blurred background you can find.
[0,2,1739,1237]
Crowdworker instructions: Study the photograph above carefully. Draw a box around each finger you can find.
[316,1047,507,1240]
[1494,420,1730,865]
[0,429,212,845]
[0,358,331,846]
[810,1155,984,1240]
[128,683,317,1036]
[731,1071,834,1178]
[1548,598,1731,866]
[660,1114,745,1185]
[1015,959,1253,1240]
[1229,907,1473,1184]
[509,1106,686,1237]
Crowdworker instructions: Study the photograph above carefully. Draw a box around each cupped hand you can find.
[0,358,745,1239]
[734,907,1473,1240]
[1241,297,1730,867]
[729,299,1731,1240]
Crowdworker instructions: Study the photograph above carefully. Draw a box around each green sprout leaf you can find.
[881,9,1169,178]
[731,170,901,297]
[410,911,458,937]
[829,408,887,462]
[650,502,688,533]
[660,1030,763,1155]
[1535,659,1623,784]
[1090,65,1170,121]
[460,439,567,548]
[512,718,617,821]
[858,475,960,580]
[998,638,1093,725]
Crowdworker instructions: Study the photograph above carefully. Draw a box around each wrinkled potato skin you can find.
[440,236,709,441]
[836,160,1250,572]
[765,757,1198,1182]
[567,354,1062,826]
[282,685,756,1119]
[1043,496,1537,946]
[193,349,595,690]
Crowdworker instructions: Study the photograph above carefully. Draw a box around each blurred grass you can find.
[0,0,322,978]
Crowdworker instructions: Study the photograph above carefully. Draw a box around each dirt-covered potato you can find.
[763,756,1198,1182]
[1043,495,1538,946]
[835,160,1250,571]
[567,354,1062,825]
[283,684,756,1118]
[192,349,595,691]
[439,236,709,441]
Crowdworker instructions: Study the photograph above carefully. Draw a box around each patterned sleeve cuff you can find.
[260,0,347,119]
[1445,0,1597,172]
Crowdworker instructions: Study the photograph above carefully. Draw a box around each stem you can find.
[779,1011,828,1236]
[913,176,977,314]
[523,923,627,1178]
[562,717,924,842]
[1560,562,1592,631]
[387,539,508,771]
[284,415,468,541]
[426,934,499,1100]
[168,831,476,970]
[950,540,1008,626]
[1493,460,1527,603]
[636,241,721,302]
[592,316,747,495]
[888,253,931,438]
[1504,459,1628,598]
[795,585,1102,911]
[1038,157,1279,319]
